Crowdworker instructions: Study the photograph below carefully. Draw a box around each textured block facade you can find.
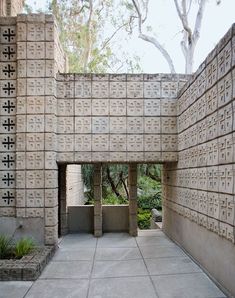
[0,13,235,294]
[0,15,235,293]
[0,14,67,244]
[56,73,187,163]
[162,25,235,245]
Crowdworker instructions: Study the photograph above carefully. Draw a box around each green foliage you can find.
[14,238,35,259]
[83,163,162,231]
[0,235,13,259]
[102,193,128,205]
[49,0,141,73]
[137,175,162,210]
[82,164,94,200]
[137,209,151,229]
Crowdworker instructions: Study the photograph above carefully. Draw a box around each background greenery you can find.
[83,164,162,229]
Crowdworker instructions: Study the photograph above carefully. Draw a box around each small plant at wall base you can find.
[0,235,13,259]
[0,236,35,259]
[14,238,35,259]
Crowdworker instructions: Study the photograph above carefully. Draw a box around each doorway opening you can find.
[58,163,162,237]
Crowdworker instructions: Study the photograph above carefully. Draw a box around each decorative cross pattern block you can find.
[1,62,16,79]
[0,24,16,210]
[1,153,15,169]
[1,27,16,43]
[0,99,16,114]
[0,45,16,61]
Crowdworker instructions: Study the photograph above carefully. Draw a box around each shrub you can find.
[137,208,151,229]
[0,235,13,259]
[102,193,128,205]
[14,238,35,259]
[137,176,162,210]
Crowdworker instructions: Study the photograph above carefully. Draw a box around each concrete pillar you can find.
[128,164,138,236]
[94,163,102,237]
[59,164,68,236]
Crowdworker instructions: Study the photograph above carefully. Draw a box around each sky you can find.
[26,0,235,74]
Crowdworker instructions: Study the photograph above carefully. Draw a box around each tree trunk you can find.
[185,45,194,74]
[119,172,129,199]
[106,166,121,198]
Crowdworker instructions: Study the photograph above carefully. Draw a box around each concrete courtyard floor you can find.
[0,230,226,298]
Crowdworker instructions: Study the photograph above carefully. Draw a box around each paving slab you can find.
[88,276,157,298]
[25,279,89,298]
[136,235,176,247]
[40,260,93,279]
[140,245,186,259]
[0,281,32,298]
[0,232,227,298]
[92,259,148,278]
[95,247,141,260]
[138,229,165,237]
[97,236,137,248]
[101,233,131,238]
[53,247,96,261]
[152,272,226,298]
[145,256,202,275]
[59,234,97,248]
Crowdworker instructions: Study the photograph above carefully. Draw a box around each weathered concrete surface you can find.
[67,205,129,233]
[0,231,226,298]
[68,206,94,233]
[66,165,84,206]
[0,217,44,244]
[163,207,235,297]
[103,205,129,232]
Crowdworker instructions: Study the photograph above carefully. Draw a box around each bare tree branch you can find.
[192,0,206,43]
[174,0,192,44]
[139,33,176,73]
[173,0,207,74]
[131,0,176,73]
[100,22,130,53]
[180,32,188,59]
[83,0,93,72]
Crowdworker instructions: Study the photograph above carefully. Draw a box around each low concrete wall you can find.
[68,206,94,233]
[68,205,129,233]
[103,205,129,232]
[163,206,235,297]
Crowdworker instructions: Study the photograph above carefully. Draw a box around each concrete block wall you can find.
[0,14,235,294]
[162,25,235,295]
[0,16,17,218]
[0,14,67,244]
[15,13,65,245]
[56,73,188,163]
